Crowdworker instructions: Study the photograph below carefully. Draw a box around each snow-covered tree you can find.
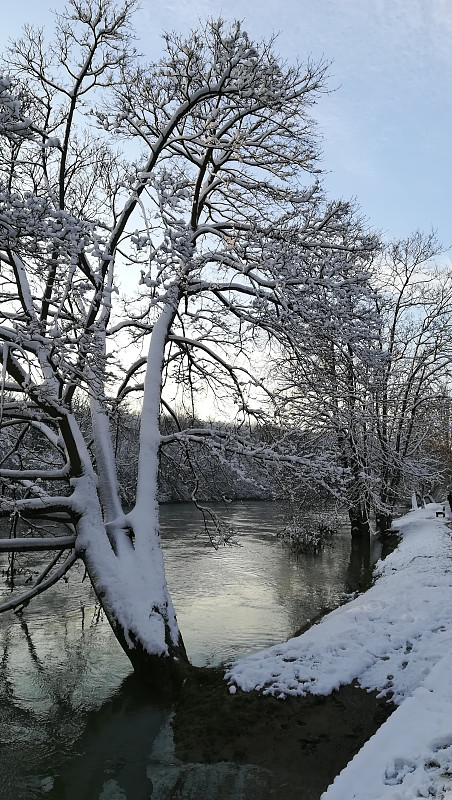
[0,1,375,686]
[274,231,452,535]
[270,226,382,535]
[372,232,452,528]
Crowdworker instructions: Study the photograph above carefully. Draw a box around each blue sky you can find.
[2,1,451,249]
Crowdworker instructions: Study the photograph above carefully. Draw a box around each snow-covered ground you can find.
[226,504,452,799]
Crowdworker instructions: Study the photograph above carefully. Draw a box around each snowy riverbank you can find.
[226,504,452,799]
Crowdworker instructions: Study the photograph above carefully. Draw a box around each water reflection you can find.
[347,534,372,593]
[0,501,382,799]
[45,676,170,800]
[161,502,381,664]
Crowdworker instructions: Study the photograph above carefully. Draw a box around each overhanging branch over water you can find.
[0,536,76,552]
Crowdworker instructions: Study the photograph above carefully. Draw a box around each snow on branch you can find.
[0,535,76,551]
[0,75,33,142]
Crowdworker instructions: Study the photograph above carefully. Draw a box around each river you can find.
[0,501,381,799]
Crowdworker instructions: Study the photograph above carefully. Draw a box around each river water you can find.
[0,501,381,799]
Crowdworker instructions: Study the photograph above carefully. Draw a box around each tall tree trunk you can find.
[348,504,370,538]
[74,289,190,691]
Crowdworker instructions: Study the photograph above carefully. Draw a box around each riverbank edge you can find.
[320,505,452,800]
[172,528,401,799]
[218,504,452,799]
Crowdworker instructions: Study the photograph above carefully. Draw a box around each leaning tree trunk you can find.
[75,287,190,691]
[74,470,189,692]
